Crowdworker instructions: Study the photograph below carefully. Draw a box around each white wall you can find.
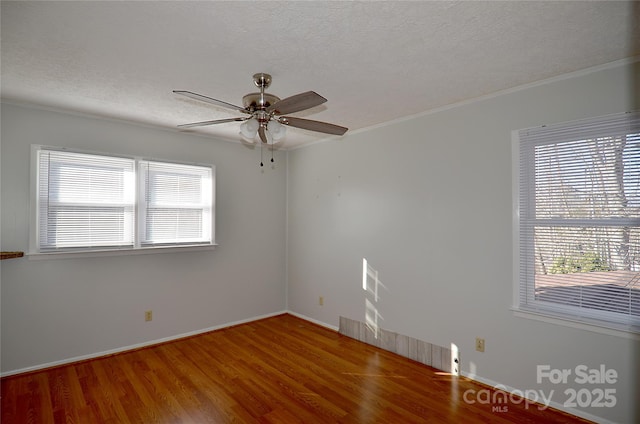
[287,61,640,424]
[1,103,287,373]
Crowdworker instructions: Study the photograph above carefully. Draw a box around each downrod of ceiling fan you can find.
[243,73,278,112]
[244,73,278,123]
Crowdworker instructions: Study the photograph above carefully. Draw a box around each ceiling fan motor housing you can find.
[242,93,280,112]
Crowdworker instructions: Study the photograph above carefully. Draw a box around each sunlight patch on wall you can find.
[363,258,386,339]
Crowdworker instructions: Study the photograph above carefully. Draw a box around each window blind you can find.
[139,160,213,245]
[34,147,215,254]
[37,149,136,250]
[517,112,640,331]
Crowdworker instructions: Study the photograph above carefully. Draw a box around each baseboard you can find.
[1,310,287,378]
[460,371,615,424]
[286,310,339,331]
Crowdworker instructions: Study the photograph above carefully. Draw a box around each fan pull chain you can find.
[260,142,264,167]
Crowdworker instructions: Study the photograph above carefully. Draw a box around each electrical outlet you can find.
[475,337,485,352]
[319,296,324,306]
[145,310,153,322]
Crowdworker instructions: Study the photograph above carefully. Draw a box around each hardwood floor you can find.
[2,314,591,423]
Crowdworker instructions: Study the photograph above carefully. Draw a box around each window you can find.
[33,146,215,254]
[515,112,640,333]
[139,161,212,245]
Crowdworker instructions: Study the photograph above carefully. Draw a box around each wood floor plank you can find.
[1,314,593,423]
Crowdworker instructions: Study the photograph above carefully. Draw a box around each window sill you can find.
[27,244,217,260]
[512,308,640,340]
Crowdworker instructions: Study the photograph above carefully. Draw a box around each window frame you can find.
[138,159,214,247]
[512,112,640,336]
[29,145,216,259]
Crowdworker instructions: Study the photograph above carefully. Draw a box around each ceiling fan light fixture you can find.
[240,117,259,140]
[268,120,286,141]
[240,132,257,144]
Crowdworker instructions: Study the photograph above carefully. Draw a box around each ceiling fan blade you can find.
[280,116,348,136]
[266,91,327,115]
[173,90,247,113]
[177,117,245,129]
[258,125,269,143]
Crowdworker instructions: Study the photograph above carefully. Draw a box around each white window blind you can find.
[37,149,136,250]
[139,161,212,245]
[517,111,640,332]
[34,147,215,254]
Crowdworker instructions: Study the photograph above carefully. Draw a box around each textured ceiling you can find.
[2,1,638,148]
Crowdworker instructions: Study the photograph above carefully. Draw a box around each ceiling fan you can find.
[173,73,348,146]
